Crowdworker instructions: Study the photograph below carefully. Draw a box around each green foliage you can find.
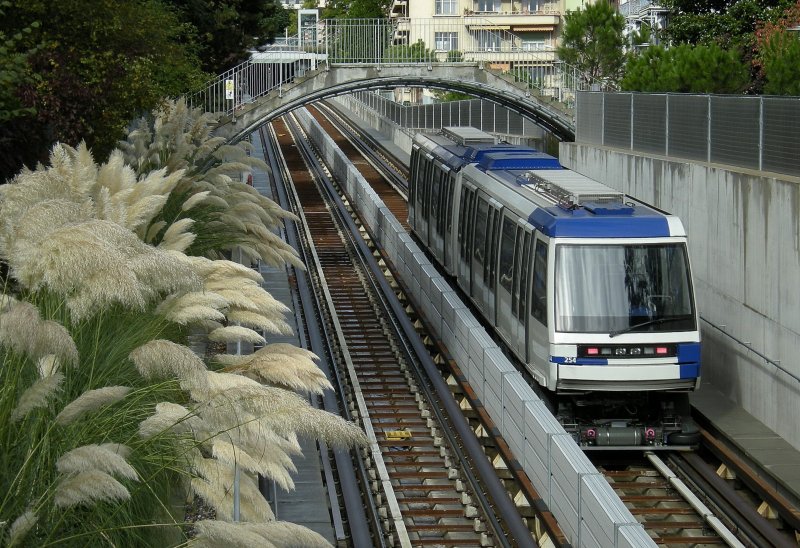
[0,292,189,546]
[383,39,436,63]
[622,43,750,93]
[446,49,464,62]
[661,0,795,48]
[166,0,290,74]
[557,1,626,84]
[0,0,209,183]
[759,30,800,94]
[323,0,391,18]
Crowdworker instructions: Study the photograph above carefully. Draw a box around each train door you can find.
[527,234,551,378]
[485,199,502,324]
[470,194,490,303]
[514,228,534,359]
[409,145,422,230]
[496,212,518,342]
[415,152,433,245]
[456,184,476,294]
[429,164,449,263]
[442,171,457,273]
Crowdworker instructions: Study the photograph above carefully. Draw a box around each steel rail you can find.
[646,452,743,547]
[259,125,379,547]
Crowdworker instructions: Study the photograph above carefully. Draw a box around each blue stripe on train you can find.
[551,356,608,365]
[677,342,701,379]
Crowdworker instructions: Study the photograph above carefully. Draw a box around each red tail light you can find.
[656,346,668,355]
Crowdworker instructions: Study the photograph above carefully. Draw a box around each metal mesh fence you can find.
[667,94,708,162]
[577,92,799,177]
[763,97,800,175]
[345,91,546,144]
[632,94,666,155]
[710,97,760,170]
[603,94,632,149]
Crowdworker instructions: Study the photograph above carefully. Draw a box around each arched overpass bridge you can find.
[218,65,576,144]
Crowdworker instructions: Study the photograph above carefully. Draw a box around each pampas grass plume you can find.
[37,354,61,378]
[7,510,37,547]
[54,470,130,508]
[145,220,167,242]
[207,326,265,346]
[225,310,292,336]
[242,521,333,548]
[11,372,64,422]
[159,218,195,252]
[139,402,201,438]
[56,444,138,481]
[55,386,131,425]
[181,190,211,211]
[129,339,206,381]
[191,520,276,548]
[0,293,16,312]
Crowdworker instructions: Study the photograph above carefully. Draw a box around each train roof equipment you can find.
[415,129,561,172]
[440,126,496,146]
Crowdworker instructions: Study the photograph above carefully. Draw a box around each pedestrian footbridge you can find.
[187,18,608,143]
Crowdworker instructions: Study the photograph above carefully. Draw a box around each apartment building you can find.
[390,1,609,52]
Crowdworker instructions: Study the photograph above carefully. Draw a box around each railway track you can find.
[296,103,800,548]
[268,114,542,547]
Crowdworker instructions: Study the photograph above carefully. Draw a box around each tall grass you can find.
[0,99,366,546]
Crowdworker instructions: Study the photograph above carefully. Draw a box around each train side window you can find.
[499,216,516,293]
[531,239,548,325]
[474,197,489,269]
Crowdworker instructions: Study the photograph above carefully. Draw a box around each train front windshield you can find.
[555,243,696,334]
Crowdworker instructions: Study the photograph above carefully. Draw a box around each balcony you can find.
[463,11,560,32]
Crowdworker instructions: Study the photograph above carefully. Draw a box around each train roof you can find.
[462,166,685,239]
[413,131,560,171]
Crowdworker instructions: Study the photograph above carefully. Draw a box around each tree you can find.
[557,1,626,85]
[755,0,800,94]
[323,0,391,19]
[0,0,208,182]
[166,0,290,74]
[621,43,750,93]
[661,0,795,48]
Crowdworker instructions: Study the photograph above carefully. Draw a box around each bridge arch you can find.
[224,67,576,144]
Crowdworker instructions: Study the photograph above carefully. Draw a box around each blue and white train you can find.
[409,127,700,447]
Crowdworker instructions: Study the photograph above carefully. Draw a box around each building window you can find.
[476,0,499,12]
[521,0,539,12]
[435,0,457,15]
[522,40,546,51]
[478,33,501,51]
[435,32,458,51]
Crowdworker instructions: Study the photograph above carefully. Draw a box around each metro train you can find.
[409,127,701,447]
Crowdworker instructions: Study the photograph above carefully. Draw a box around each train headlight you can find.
[615,348,627,355]
[629,347,642,355]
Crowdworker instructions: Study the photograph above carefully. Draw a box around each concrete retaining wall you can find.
[560,143,800,451]
[297,108,654,548]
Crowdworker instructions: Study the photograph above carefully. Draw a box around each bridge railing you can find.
[185,18,610,117]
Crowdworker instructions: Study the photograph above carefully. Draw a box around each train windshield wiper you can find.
[608,317,684,338]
